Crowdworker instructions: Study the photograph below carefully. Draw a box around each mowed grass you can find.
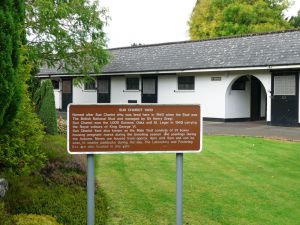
[95,136,300,225]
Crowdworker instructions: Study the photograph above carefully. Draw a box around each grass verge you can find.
[96,136,300,225]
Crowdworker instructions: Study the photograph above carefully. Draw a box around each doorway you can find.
[227,75,267,121]
[97,77,111,103]
[61,78,72,111]
[271,72,299,126]
[251,76,262,121]
[142,76,157,103]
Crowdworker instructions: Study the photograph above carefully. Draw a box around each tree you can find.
[0,85,45,174]
[0,0,25,129]
[0,47,45,175]
[34,80,58,135]
[34,80,57,135]
[25,0,109,76]
[289,10,300,28]
[0,0,45,175]
[189,0,292,40]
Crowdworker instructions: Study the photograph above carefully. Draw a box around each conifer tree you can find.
[0,0,25,129]
[34,80,58,135]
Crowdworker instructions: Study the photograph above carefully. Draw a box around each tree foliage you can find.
[0,48,45,175]
[34,80,58,135]
[289,10,300,28]
[189,0,292,40]
[0,1,45,175]
[0,0,25,129]
[25,0,109,75]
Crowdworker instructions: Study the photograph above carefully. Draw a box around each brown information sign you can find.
[67,104,202,154]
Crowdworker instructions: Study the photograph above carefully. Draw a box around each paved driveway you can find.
[59,110,299,141]
[204,121,300,141]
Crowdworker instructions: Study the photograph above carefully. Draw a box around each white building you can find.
[38,30,300,126]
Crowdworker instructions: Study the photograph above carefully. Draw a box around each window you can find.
[178,76,194,90]
[231,77,248,90]
[274,75,296,96]
[143,78,156,94]
[52,80,60,90]
[84,81,96,90]
[97,79,109,93]
[62,80,71,93]
[126,77,139,90]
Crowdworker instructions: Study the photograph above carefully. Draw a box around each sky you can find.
[99,0,300,48]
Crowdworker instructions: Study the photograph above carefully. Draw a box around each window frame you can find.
[126,77,140,91]
[51,80,60,90]
[274,75,296,96]
[84,81,96,91]
[177,76,195,90]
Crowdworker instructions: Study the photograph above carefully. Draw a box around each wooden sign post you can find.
[67,104,202,225]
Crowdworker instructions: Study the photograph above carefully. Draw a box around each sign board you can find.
[67,104,202,154]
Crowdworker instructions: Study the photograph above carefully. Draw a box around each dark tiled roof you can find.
[39,30,300,75]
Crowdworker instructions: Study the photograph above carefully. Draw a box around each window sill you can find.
[174,90,195,93]
[123,90,140,92]
[82,90,97,92]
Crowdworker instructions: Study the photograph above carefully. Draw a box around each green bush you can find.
[1,203,61,225]
[0,91,45,175]
[34,80,58,135]
[2,135,107,224]
[0,202,11,225]
[0,45,45,175]
[40,135,68,160]
[4,175,108,225]
[11,214,62,225]
[0,0,24,129]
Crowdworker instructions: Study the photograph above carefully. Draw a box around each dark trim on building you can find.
[38,64,300,77]
[203,117,251,122]
[141,76,158,103]
[61,78,73,111]
[267,122,300,127]
[271,71,299,126]
[269,69,300,73]
[203,117,226,122]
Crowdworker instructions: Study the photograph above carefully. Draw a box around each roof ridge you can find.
[109,29,300,51]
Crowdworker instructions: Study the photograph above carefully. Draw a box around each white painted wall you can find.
[54,90,61,109]
[52,70,272,121]
[225,71,271,121]
[260,86,266,118]
[73,84,97,104]
[253,72,272,122]
[225,81,251,119]
[158,74,227,118]
[111,76,141,103]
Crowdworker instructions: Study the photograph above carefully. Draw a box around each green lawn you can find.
[95,136,300,225]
